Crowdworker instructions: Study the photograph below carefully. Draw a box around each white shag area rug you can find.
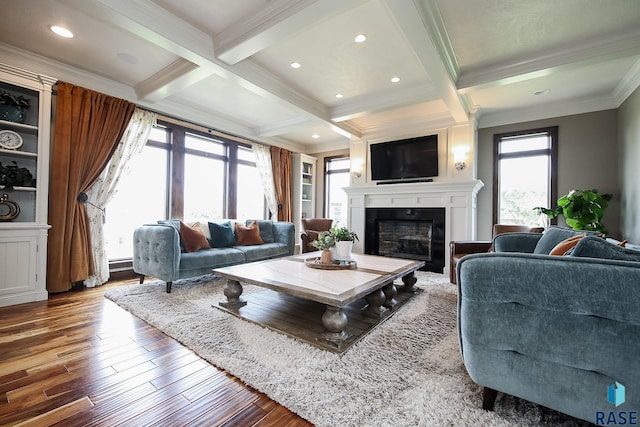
[105,271,590,427]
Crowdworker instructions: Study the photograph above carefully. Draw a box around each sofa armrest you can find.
[133,224,181,282]
[273,221,295,255]
[457,252,640,420]
[450,240,492,255]
[493,232,542,253]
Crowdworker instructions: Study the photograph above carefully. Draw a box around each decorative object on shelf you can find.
[0,160,34,189]
[0,193,20,221]
[0,129,24,149]
[534,188,613,233]
[0,90,31,123]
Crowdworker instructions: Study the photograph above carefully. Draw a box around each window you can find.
[183,133,227,222]
[324,157,350,227]
[236,146,267,220]
[103,120,266,262]
[494,127,558,226]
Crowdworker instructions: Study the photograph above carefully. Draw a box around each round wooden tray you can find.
[304,257,357,270]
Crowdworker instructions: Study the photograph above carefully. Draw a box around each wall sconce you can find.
[453,148,467,171]
[352,158,364,178]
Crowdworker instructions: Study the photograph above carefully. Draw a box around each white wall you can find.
[619,86,640,244]
[477,110,620,240]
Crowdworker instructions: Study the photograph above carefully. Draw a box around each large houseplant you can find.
[534,188,612,233]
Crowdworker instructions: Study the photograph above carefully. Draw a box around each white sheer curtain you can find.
[253,143,278,220]
[84,109,157,287]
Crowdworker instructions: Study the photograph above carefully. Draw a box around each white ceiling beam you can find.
[70,0,360,139]
[331,83,438,122]
[215,0,366,65]
[383,0,469,123]
[256,116,313,137]
[457,27,640,92]
[135,59,213,102]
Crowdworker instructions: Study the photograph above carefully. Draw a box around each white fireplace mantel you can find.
[344,179,484,274]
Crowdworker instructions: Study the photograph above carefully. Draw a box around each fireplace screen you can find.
[377,220,432,261]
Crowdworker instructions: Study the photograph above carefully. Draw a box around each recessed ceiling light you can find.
[312,134,320,139]
[290,62,301,69]
[354,34,367,43]
[335,93,343,99]
[534,89,550,96]
[391,76,400,83]
[50,25,74,38]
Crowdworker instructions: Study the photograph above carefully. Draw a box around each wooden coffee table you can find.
[213,252,425,353]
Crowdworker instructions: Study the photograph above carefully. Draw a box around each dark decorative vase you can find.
[0,105,27,123]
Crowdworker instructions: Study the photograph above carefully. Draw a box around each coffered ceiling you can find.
[1,0,639,152]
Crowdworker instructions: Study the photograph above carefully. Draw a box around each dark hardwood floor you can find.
[0,278,314,426]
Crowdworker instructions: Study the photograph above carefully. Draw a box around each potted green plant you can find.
[0,90,31,123]
[312,230,336,264]
[534,188,612,233]
[329,226,359,261]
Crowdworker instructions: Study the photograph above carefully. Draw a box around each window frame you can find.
[323,155,351,220]
[106,118,266,270]
[492,126,558,226]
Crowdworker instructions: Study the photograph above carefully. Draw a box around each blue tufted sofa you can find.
[133,219,295,293]
[457,227,640,424]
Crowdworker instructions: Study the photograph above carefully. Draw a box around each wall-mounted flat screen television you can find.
[370,134,438,182]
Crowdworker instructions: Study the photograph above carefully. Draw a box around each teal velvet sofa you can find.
[133,219,295,293]
[457,227,640,424]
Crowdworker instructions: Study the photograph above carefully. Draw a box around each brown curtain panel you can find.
[270,146,293,222]
[47,82,135,293]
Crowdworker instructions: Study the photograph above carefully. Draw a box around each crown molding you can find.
[330,83,437,122]
[383,0,468,123]
[458,27,640,91]
[478,94,618,129]
[255,116,312,137]
[135,59,211,102]
[360,111,454,142]
[614,58,640,106]
[417,0,459,82]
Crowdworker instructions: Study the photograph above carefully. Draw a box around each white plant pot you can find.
[333,241,353,261]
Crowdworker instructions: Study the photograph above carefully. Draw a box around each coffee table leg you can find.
[399,271,419,294]
[321,306,348,343]
[362,289,388,318]
[383,283,398,308]
[219,279,247,309]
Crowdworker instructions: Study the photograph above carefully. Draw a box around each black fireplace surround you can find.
[365,207,445,272]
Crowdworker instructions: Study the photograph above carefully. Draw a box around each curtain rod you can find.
[154,113,264,147]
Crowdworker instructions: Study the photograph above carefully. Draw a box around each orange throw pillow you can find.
[235,221,265,246]
[549,233,586,256]
[179,221,211,253]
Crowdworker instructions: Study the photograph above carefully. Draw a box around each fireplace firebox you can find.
[365,208,445,272]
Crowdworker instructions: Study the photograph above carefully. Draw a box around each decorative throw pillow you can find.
[191,221,212,243]
[248,219,275,243]
[235,221,265,246]
[549,233,586,256]
[179,221,210,253]
[533,227,589,255]
[570,236,640,262]
[208,221,236,248]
